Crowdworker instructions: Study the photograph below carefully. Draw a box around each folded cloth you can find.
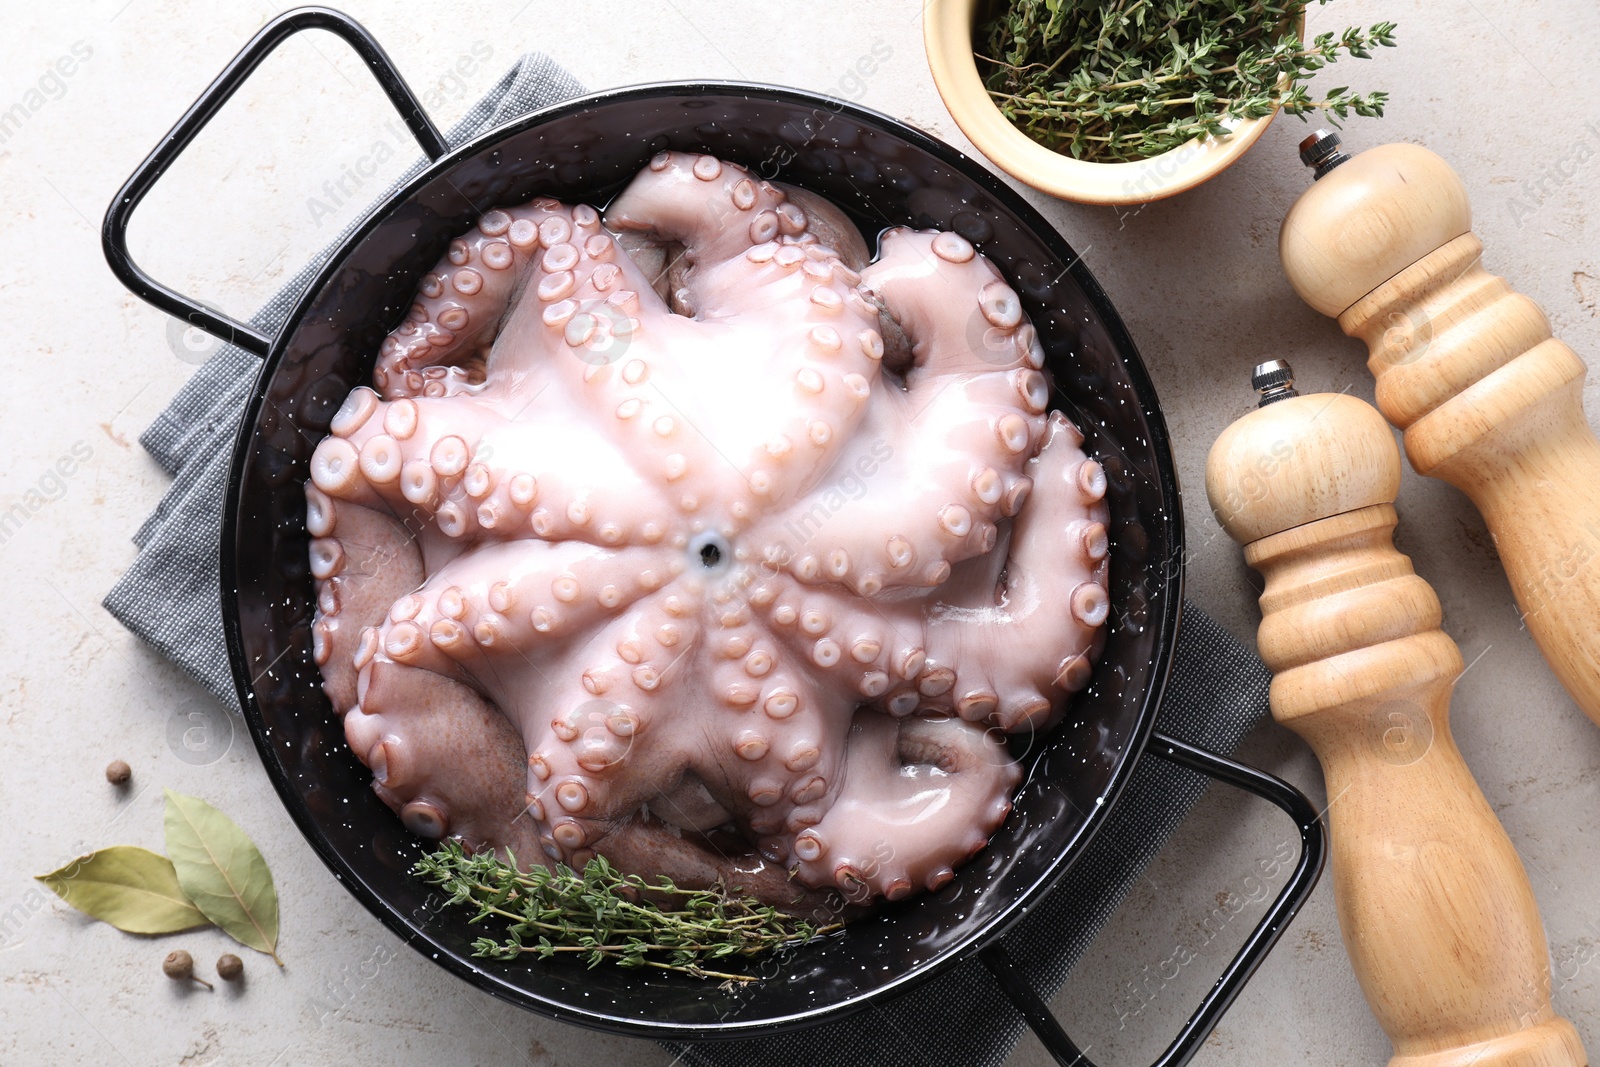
[105,56,1275,1067]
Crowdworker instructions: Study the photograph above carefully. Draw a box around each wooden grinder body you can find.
[1207,392,1584,1067]
[1281,143,1600,728]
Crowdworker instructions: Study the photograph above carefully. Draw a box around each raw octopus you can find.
[305,151,1110,909]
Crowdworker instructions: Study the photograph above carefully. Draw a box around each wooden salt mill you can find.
[1280,131,1600,729]
[1207,361,1585,1067]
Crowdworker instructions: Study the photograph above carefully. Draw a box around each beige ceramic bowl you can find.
[925,0,1301,205]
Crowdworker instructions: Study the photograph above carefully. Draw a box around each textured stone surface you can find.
[1,2,1596,1065]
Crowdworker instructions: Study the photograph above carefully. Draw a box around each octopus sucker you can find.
[309,155,1108,913]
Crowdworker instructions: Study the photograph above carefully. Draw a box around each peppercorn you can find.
[105,760,132,785]
[216,953,243,982]
[162,949,213,990]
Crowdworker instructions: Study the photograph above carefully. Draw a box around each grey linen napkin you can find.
[105,57,1276,1067]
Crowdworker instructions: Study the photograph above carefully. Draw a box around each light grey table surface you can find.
[2,2,1597,1064]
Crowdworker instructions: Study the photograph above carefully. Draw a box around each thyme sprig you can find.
[413,841,840,984]
[977,0,1397,162]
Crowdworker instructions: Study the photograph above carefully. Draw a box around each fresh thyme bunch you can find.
[414,841,840,984]
[977,0,1397,162]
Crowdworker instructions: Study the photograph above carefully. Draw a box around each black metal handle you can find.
[101,6,447,359]
[981,730,1327,1067]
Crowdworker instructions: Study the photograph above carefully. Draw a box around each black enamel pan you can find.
[102,9,1324,1064]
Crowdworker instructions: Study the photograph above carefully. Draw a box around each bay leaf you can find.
[35,845,210,934]
[163,790,282,964]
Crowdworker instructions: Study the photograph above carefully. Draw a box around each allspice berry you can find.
[105,760,132,785]
[163,949,213,990]
[216,953,243,982]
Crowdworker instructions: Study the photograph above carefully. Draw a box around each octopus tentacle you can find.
[924,412,1111,732]
[360,540,678,696]
[374,199,562,397]
[611,231,676,306]
[484,214,670,388]
[597,815,844,919]
[770,183,870,270]
[759,581,926,711]
[518,608,709,864]
[312,390,675,551]
[661,568,858,840]
[788,712,1019,900]
[344,657,531,848]
[864,228,1049,494]
[687,664,855,839]
[376,198,675,402]
[749,229,1045,596]
[606,158,885,513]
[308,483,426,714]
[607,151,797,276]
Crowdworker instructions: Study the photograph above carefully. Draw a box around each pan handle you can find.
[101,6,448,359]
[980,731,1327,1067]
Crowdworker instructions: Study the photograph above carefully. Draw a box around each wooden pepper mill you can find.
[1280,131,1600,729]
[1207,361,1586,1067]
